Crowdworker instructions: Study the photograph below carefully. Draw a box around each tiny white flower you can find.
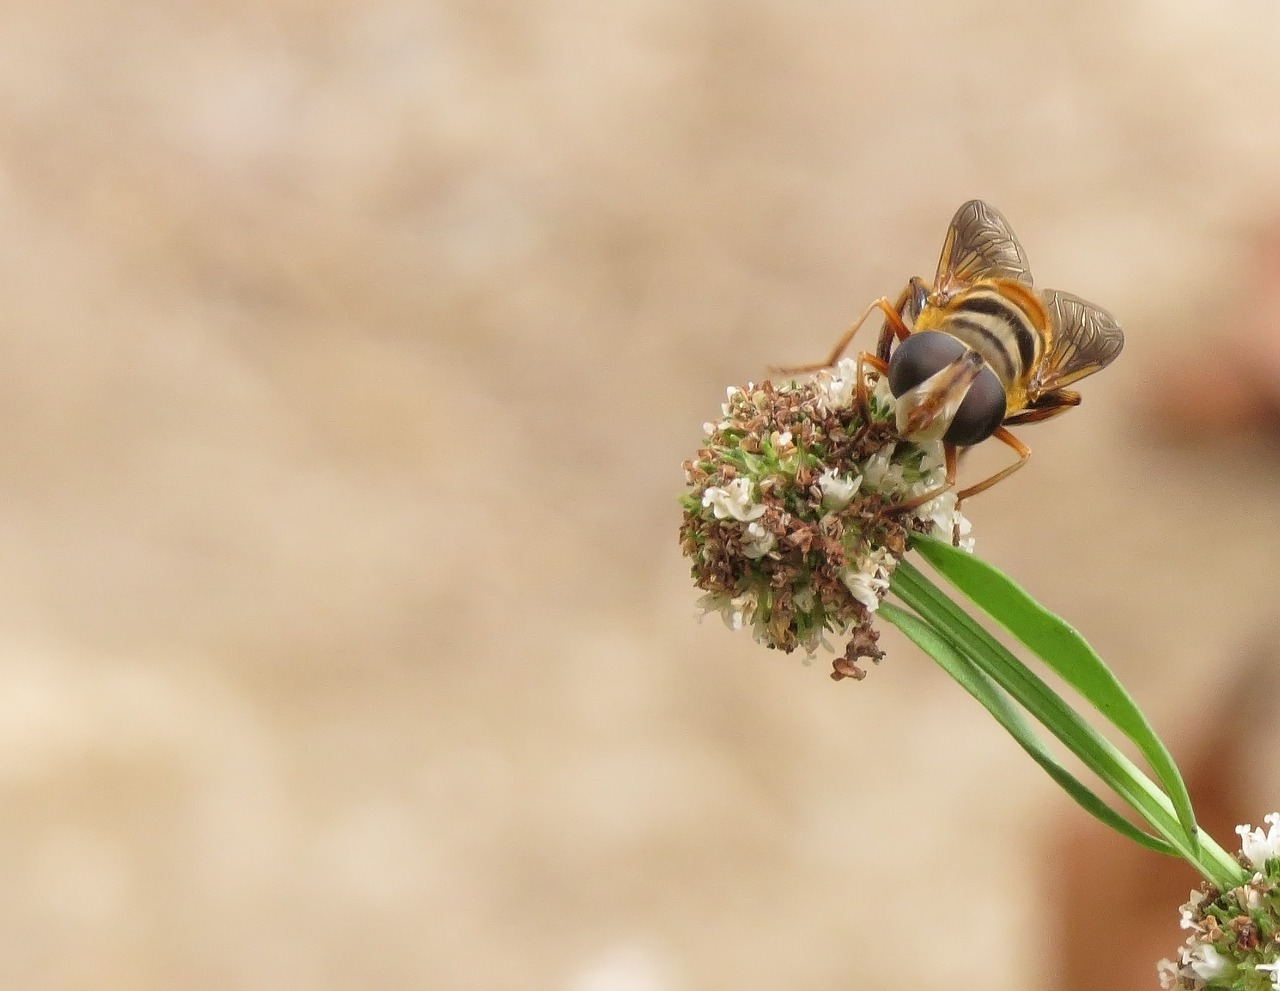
[702,478,766,522]
[861,446,909,497]
[917,490,976,553]
[1256,959,1280,990]
[1237,813,1280,869]
[833,356,860,379]
[840,547,894,612]
[729,592,759,630]
[1178,889,1207,930]
[694,592,725,623]
[811,378,850,411]
[870,373,895,408]
[703,421,716,435]
[1188,942,1226,980]
[811,359,857,409]
[696,590,759,631]
[842,570,888,611]
[796,625,830,655]
[817,468,862,511]
[913,446,949,489]
[742,522,776,559]
[809,357,887,414]
[1156,958,1180,990]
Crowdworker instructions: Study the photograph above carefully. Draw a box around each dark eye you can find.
[887,331,965,397]
[943,367,1006,446]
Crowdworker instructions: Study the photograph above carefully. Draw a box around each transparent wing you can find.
[933,199,1034,296]
[1034,288,1124,392]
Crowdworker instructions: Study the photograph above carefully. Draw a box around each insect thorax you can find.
[916,283,1045,397]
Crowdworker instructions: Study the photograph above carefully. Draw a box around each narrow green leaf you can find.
[908,534,1198,850]
[892,560,1169,822]
[888,560,1244,888]
[879,603,1176,856]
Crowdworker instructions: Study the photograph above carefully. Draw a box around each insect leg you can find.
[875,277,925,363]
[944,445,964,545]
[854,351,889,423]
[1001,389,1081,427]
[955,427,1031,501]
[884,443,957,513]
[773,296,906,375]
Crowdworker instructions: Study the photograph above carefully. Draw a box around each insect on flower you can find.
[783,200,1125,507]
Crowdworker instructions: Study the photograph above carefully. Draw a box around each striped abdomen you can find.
[924,284,1047,394]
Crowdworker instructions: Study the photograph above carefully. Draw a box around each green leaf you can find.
[879,602,1176,856]
[908,534,1199,851]
[889,560,1243,888]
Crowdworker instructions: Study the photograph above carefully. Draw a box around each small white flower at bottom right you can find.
[1257,960,1280,991]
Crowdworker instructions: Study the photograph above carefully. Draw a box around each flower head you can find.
[1160,812,1280,989]
[679,359,973,678]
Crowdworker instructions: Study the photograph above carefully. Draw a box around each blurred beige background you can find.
[4,1,1280,988]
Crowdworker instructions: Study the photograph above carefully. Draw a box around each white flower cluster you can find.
[701,477,765,523]
[1238,813,1280,871]
[1158,814,1280,990]
[688,359,975,658]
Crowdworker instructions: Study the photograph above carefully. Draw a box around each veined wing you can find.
[933,200,1034,298]
[1034,288,1124,392]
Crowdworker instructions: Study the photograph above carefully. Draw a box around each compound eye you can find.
[943,367,1006,447]
[887,331,966,397]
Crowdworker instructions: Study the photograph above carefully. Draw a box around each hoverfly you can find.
[791,199,1124,506]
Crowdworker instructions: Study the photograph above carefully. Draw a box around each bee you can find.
[794,199,1124,505]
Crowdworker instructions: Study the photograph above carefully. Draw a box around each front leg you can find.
[955,427,1031,501]
[854,351,890,425]
[876,276,927,363]
[774,295,911,376]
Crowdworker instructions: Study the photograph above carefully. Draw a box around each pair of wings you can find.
[932,199,1124,394]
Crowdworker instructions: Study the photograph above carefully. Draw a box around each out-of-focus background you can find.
[5,2,1280,988]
